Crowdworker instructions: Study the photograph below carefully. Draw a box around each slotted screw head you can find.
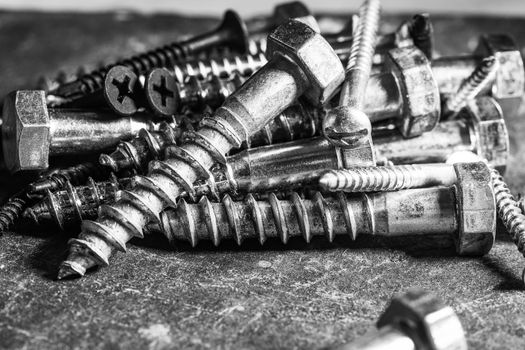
[103,65,142,116]
[145,68,178,117]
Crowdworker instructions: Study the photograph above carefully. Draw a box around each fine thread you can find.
[491,169,525,255]
[162,191,375,247]
[445,56,498,114]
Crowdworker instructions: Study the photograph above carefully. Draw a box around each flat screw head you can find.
[104,65,141,116]
[145,68,178,117]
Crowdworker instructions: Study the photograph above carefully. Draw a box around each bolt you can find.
[47,10,250,104]
[444,56,498,118]
[29,162,110,195]
[374,96,509,172]
[333,289,467,350]
[318,163,459,193]
[2,90,159,173]
[323,0,380,154]
[24,175,131,230]
[159,162,495,257]
[58,19,345,278]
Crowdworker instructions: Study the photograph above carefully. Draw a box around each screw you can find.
[47,10,250,104]
[0,191,28,233]
[24,175,131,230]
[58,19,345,279]
[323,0,380,151]
[29,162,110,195]
[444,56,498,118]
[2,90,159,173]
[333,289,467,350]
[159,162,494,256]
[318,164,458,193]
[407,13,434,59]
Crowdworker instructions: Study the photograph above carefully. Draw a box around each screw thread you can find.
[319,164,456,192]
[25,176,129,230]
[491,168,525,256]
[99,121,181,174]
[0,196,27,233]
[445,56,498,114]
[30,162,110,195]
[172,52,267,83]
[346,0,380,73]
[160,191,375,247]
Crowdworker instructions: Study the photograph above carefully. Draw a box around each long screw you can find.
[319,164,458,192]
[47,10,249,104]
[24,176,131,230]
[444,56,498,118]
[58,20,344,279]
[99,101,320,175]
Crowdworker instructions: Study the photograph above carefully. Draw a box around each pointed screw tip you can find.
[57,261,85,280]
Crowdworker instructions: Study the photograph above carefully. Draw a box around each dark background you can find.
[0,7,525,350]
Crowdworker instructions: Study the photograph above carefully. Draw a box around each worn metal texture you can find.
[0,11,525,350]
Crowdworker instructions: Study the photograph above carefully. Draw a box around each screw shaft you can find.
[0,195,26,233]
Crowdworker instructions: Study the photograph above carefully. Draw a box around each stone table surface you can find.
[0,11,525,350]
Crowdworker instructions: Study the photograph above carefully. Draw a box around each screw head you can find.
[145,68,179,117]
[104,65,141,116]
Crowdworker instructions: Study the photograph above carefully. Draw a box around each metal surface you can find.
[158,162,495,256]
[335,290,467,350]
[1,90,159,173]
[58,19,345,278]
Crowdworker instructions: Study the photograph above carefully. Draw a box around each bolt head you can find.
[384,46,440,138]
[2,90,50,173]
[377,289,467,350]
[267,19,344,105]
[453,161,496,256]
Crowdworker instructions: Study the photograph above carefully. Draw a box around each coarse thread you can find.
[99,121,181,175]
[491,168,525,256]
[345,0,380,80]
[30,162,110,195]
[24,176,130,230]
[161,191,375,247]
[445,56,498,114]
[319,165,426,192]
[0,196,26,233]
[177,74,246,113]
[172,52,267,83]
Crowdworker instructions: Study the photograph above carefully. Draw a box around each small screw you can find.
[104,66,148,116]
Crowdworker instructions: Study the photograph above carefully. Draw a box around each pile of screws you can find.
[1,0,524,293]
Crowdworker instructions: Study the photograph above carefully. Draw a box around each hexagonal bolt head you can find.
[385,46,440,138]
[453,161,496,256]
[267,19,345,105]
[2,90,50,173]
[377,289,467,350]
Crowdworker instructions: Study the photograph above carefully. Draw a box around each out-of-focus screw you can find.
[332,289,467,350]
[159,162,495,256]
[444,56,498,118]
[47,10,250,104]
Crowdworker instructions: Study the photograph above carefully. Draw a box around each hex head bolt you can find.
[1,90,159,173]
[323,0,380,165]
[333,289,467,350]
[159,162,495,256]
[24,175,130,230]
[47,10,250,104]
[58,19,345,279]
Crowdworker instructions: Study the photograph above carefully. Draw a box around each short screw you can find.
[0,191,28,233]
[444,56,498,118]
[58,19,345,279]
[48,10,250,104]
[159,162,494,256]
[319,163,458,192]
[24,175,130,230]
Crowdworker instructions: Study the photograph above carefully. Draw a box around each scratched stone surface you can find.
[0,11,525,350]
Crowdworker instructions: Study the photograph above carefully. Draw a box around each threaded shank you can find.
[0,197,26,232]
[30,162,109,194]
[491,169,525,255]
[445,56,498,114]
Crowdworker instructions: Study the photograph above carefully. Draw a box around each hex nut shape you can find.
[385,46,440,138]
[2,90,51,173]
[377,289,468,350]
[267,19,345,104]
[453,161,496,256]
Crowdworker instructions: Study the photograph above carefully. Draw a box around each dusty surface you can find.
[0,11,525,350]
